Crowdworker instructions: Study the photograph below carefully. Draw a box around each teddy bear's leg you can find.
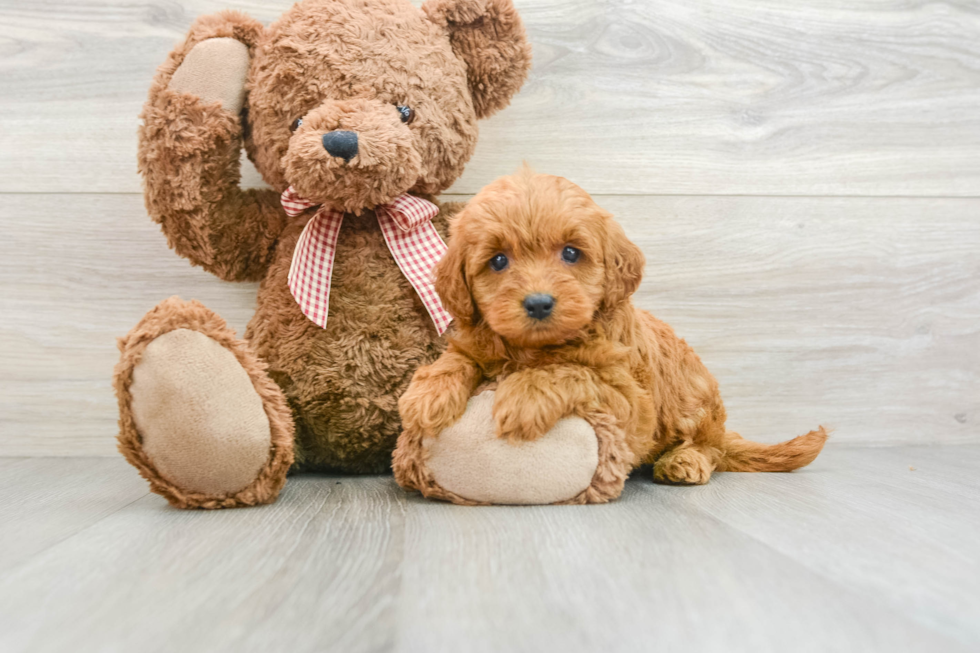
[393,391,634,505]
[113,297,294,509]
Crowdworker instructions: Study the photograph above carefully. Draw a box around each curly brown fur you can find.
[130,0,532,489]
[555,412,634,504]
[423,0,532,119]
[138,12,285,283]
[248,202,458,472]
[114,297,294,509]
[400,169,828,491]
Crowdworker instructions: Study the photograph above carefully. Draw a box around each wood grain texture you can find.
[0,192,261,456]
[677,446,980,645]
[0,457,148,575]
[397,445,980,653]
[1,193,977,455]
[0,447,977,652]
[1,0,979,195]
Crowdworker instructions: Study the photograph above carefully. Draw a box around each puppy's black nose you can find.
[523,294,555,320]
[321,130,358,161]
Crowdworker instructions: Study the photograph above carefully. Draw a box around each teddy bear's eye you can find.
[489,253,509,272]
[396,106,416,125]
[290,118,303,132]
[561,246,582,264]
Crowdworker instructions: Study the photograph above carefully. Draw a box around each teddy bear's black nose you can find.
[523,293,555,320]
[321,131,358,162]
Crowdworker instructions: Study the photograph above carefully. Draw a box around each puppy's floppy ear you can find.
[435,221,477,325]
[601,218,645,312]
[423,0,532,119]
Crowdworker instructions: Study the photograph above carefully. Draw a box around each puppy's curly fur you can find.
[399,169,827,486]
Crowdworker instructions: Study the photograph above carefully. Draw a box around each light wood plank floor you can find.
[1,446,978,653]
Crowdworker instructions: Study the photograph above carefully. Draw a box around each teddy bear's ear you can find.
[423,0,532,119]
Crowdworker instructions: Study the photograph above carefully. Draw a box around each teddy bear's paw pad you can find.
[424,392,599,505]
[169,38,249,114]
[130,328,272,496]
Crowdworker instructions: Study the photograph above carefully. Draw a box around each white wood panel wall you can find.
[0,0,977,455]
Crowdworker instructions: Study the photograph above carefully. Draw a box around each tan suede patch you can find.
[424,392,599,505]
[130,329,272,495]
[169,37,249,114]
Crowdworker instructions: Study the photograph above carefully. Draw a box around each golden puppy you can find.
[398,169,827,491]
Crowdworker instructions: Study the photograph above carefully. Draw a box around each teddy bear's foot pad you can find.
[129,328,273,496]
[115,298,295,508]
[424,392,599,505]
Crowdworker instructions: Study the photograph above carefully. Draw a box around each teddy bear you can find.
[112,0,531,509]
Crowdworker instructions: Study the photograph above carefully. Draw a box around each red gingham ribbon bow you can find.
[281,186,453,335]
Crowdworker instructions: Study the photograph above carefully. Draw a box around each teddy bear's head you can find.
[238,0,530,212]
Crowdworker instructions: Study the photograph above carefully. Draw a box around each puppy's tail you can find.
[716,427,829,472]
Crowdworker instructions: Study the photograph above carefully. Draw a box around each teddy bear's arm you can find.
[138,12,286,283]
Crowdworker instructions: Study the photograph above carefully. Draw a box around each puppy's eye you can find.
[290,118,303,132]
[396,106,416,125]
[561,246,582,264]
[488,253,509,272]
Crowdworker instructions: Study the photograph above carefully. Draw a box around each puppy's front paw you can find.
[493,378,564,442]
[399,374,471,438]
